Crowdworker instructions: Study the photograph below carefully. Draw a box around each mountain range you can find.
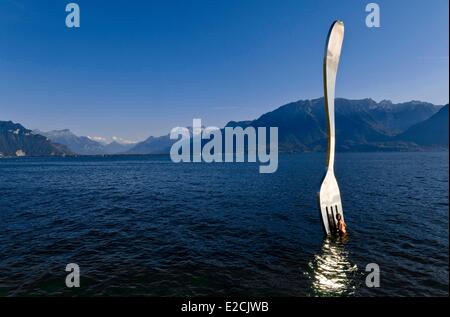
[33,129,136,155]
[1,98,448,157]
[395,104,449,146]
[125,98,448,154]
[0,122,72,157]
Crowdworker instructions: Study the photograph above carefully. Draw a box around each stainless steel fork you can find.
[318,20,345,235]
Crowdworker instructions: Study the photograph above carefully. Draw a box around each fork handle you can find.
[324,20,344,171]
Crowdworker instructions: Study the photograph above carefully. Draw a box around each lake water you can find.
[0,152,448,296]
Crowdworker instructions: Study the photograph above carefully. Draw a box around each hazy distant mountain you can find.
[35,129,106,155]
[126,98,445,154]
[0,121,71,157]
[103,141,135,154]
[125,126,203,155]
[395,105,449,147]
[35,129,136,155]
[126,134,174,154]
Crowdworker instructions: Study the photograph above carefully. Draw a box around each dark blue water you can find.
[0,153,448,296]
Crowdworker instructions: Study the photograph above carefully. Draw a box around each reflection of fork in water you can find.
[308,237,358,296]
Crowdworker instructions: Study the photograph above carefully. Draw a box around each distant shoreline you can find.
[0,149,448,160]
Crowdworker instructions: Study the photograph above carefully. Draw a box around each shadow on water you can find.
[306,235,358,296]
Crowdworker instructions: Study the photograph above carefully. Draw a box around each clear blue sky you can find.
[0,0,448,141]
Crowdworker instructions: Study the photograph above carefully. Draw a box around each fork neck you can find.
[324,85,336,173]
[327,135,335,173]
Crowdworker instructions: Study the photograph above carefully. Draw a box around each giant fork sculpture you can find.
[318,20,345,235]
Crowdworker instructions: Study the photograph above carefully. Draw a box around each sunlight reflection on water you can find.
[308,237,358,296]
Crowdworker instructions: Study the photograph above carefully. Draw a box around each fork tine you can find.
[331,205,336,231]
